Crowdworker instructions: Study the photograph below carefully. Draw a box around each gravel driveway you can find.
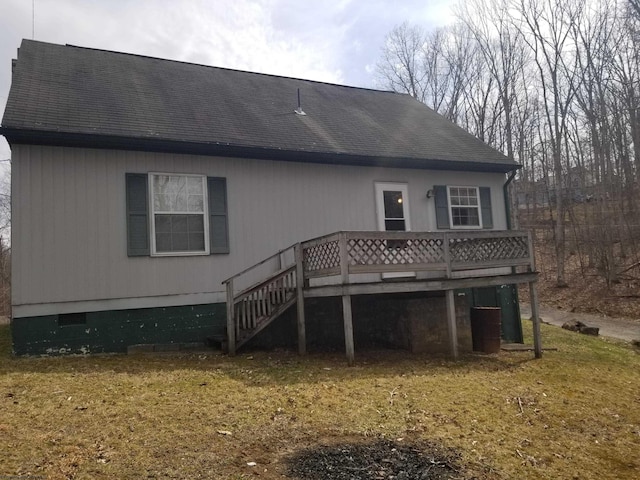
[520,303,640,342]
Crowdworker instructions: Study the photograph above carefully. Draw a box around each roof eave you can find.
[0,128,521,173]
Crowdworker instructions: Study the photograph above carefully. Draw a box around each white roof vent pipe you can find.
[294,88,306,115]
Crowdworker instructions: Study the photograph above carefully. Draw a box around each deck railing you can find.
[301,230,534,279]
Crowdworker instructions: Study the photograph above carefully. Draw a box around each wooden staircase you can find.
[223,244,304,354]
[231,266,297,349]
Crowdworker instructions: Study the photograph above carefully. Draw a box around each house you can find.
[1,40,541,360]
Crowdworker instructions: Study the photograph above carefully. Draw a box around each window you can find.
[126,173,229,257]
[433,185,493,230]
[150,174,209,255]
[448,186,481,228]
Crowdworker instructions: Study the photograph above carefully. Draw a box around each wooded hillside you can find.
[377,0,640,303]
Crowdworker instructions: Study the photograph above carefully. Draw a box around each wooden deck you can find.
[222,230,542,363]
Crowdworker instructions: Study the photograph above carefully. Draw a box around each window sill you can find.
[150,251,210,257]
[449,225,483,230]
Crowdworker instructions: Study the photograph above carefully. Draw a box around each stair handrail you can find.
[222,243,297,287]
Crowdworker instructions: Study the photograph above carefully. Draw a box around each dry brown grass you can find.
[0,321,639,479]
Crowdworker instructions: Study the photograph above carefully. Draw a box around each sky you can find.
[0,0,458,161]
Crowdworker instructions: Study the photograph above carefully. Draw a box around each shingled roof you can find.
[1,40,518,172]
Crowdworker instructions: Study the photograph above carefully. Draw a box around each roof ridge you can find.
[20,39,397,95]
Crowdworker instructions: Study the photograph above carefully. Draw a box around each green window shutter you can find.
[208,177,229,254]
[126,173,150,256]
[480,186,493,229]
[434,185,449,229]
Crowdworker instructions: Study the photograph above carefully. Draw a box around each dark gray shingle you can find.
[2,40,518,171]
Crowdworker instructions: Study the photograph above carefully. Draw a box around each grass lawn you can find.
[0,320,638,479]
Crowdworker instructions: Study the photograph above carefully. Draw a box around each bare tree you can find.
[420,27,450,113]
[377,22,427,102]
[459,58,501,143]
[377,0,640,292]
[457,0,533,229]
[377,23,480,122]
[432,24,477,122]
[457,0,529,164]
[618,4,640,176]
[511,0,585,287]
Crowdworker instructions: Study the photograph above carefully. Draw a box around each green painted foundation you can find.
[11,303,227,355]
[11,285,522,356]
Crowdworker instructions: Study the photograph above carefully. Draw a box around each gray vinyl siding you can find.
[11,145,508,314]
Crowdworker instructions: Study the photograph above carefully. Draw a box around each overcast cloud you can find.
[0,0,457,160]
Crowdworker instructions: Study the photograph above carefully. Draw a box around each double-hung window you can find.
[448,186,482,228]
[434,185,492,230]
[126,172,228,257]
[150,174,209,255]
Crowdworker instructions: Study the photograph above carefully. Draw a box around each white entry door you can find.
[374,182,415,278]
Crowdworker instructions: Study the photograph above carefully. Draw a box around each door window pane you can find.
[380,186,408,250]
[383,191,404,219]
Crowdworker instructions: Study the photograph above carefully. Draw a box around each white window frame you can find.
[447,185,483,230]
[149,173,210,256]
[374,182,411,232]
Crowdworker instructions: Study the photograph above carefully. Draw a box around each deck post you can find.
[527,231,542,358]
[339,232,355,365]
[443,234,458,360]
[225,279,236,356]
[445,289,459,360]
[342,295,355,366]
[443,232,452,274]
[529,281,542,358]
[294,243,306,355]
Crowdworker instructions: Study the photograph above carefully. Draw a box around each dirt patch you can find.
[287,439,466,480]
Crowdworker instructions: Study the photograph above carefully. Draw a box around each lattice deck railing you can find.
[301,231,534,278]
